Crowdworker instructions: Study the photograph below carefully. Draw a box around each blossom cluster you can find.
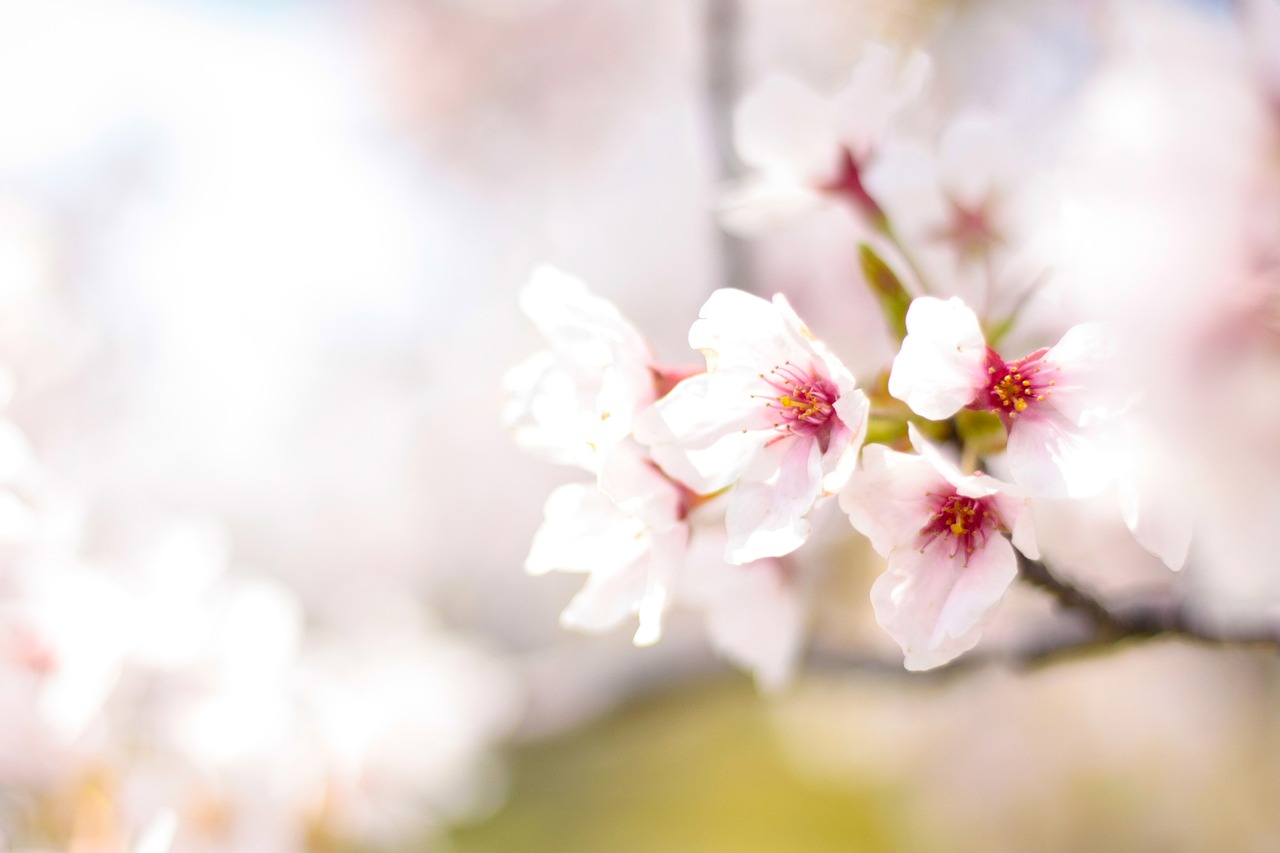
[505,45,1196,677]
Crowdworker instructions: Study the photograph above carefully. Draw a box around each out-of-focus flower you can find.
[840,425,1037,670]
[299,625,518,846]
[718,45,929,235]
[636,288,869,563]
[889,295,1112,498]
[502,266,687,475]
[869,114,1061,309]
[0,562,133,787]
[526,442,802,688]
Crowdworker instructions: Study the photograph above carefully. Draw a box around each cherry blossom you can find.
[634,288,869,564]
[888,295,1114,498]
[525,442,803,688]
[718,45,930,235]
[840,426,1037,670]
[502,265,663,474]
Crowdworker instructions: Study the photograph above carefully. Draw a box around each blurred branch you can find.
[807,555,1280,681]
[704,0,754,293]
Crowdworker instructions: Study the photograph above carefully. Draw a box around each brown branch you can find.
[806,555,1280,680]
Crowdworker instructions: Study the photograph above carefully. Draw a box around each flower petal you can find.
[1006,408,1113,498]
[525,483,648,576]
[633,371,773,492]
[734,74,840,181]
[1042,322,1116,426]
[679,534,804,691]
[840,443,942,557]
[889,296,988,420]
[724,435,822,563]
[871,533,1016,671]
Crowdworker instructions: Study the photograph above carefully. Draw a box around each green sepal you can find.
[857,243,912,343]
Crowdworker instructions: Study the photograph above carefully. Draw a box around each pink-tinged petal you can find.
[840,443,942,557]
[889,297,989,420]
[597,440,683,532]
[681,538,804,691]
[1006,409,1112,498]
[871,534,1016,671]
[724,435,823,563]
[905,422,1002,499]
[819,412,860,491]
[506,266,658,472]
[932,535,1018,644]
[631,526,690,646]
[1117,459,1193,571]
[717,177,825,237]
[990,491,1039,560]
[818,403,865,496]
[832,45,931,159]
[688,288,809,374]
[520,265,652,364]
[559,558,649,635]
[501,350,595,469]
[734,75,840,182]
[1042,322,1116,426]
[525,484,648,576]
[634,371,773,492]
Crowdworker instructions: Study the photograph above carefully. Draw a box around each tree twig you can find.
[806,555,1280,680]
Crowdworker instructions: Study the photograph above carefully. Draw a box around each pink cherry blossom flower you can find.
[718,46,930,236]
[840,425,1037,670]
[525,442,803,688]
[502,266,670,474]
[634,289,870,564]
[888,295,1113,497]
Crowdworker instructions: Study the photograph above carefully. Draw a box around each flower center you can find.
[918,492,998,564]
[976,347,1055,421]
[755,361,837,437]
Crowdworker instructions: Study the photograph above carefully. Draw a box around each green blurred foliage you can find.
[450,678,908,853]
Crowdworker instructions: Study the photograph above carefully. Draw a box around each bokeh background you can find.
[2,0,1280,851]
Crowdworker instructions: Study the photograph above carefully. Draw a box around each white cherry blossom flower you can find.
[719,46,930,236]
[634,288,870,564]
[525,442,802,688]
[840,425,1037,670]
[888,295,1114,498]
[502,265,665,474]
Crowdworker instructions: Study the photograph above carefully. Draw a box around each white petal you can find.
[871,534,1016,671]
[833,45,931,158]
[889,296,989,420]
[906,422,1003,499]
[525,483,649,576]
[680,537,804,691]
[507,266,657,471]
[634,371,772,492]
[734,74,840,181]
[559,558,650,635]
[597,440,683,532]
[990,491,1039,560]
[819,410,864,496]
[1006,410,1113,498]
[1117,457,1193,571]
[559,521,689,646]
[717,177,825,237]
[724,436,822,563]
[688,288,808,374]
[1042,322,1115,426]
[520,265,652,364]
[840,443,942,557]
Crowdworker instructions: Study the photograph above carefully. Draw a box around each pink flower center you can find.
[818,147,886,225]
[918,491,998,564]
[974,346,1056,421]
[5,623,58,676]
[755,361,838,437]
